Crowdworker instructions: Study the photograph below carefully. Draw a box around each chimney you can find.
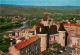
[40,27,42,32]
[15,38,21,43]
[34,25,36,35]
[25,32,30,39]
[9,34,12,38]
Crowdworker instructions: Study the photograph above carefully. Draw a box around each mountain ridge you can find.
[0,4,80,9]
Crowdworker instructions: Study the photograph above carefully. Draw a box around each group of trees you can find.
[0,18,11,24]
[0,22,22,32]
[0,32,15,52]
[37,43,63,55]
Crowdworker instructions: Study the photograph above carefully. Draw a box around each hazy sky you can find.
[0,0,80,6]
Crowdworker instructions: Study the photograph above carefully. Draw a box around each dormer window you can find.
[40,27,42,32]
[63,37,65,39]
[49,20,51,21]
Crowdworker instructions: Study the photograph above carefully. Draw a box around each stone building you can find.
[9,35,41,55]
[56,23,80,46]
[36,14,67,51]
[9,14,67,53]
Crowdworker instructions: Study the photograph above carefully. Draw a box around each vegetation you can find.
[0,22,22,32]
[37,49,60,55]
[0,32,15,52]
[0,4,80,32]
[37,43,63,55]
[0,4,80,52]
[51,42,63,50]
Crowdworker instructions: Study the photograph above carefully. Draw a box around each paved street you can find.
[60,46,73,55]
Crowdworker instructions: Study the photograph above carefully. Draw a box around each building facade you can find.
[9,36,41,55]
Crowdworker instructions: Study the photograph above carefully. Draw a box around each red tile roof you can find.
[56,23,80,26]
[14,36,40,50]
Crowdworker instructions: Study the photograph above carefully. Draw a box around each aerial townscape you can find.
[0,0,80,55]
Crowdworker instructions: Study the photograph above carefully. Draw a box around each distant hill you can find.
[36,6,80,9]
[0,4,80,19]
[0,4,80,9]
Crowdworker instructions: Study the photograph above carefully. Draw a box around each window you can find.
[54,37,55,41]
[28,48,29,51]
[36,47,37,50]
[63,37,65,39]
[26,50,27,53]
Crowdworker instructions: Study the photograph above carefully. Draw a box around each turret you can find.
[33,25,37,35]
[58,23,66,47]
[37,34,47,51]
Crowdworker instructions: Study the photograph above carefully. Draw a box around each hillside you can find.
[36,6,80,9]
[0,4,80,19]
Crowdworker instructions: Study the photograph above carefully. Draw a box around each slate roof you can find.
[58,23,66,31]
[36,24,47,34]
[36,23,58,34]
[45,25,57,34]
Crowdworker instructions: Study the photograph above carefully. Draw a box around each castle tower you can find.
[37,34,47,51]
[36,24,48,51]
[41,13,55,26]
[58,23,66,47]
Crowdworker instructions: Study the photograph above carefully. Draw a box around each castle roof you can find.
[58,23,66,31]
[36,24,47,34]
[13,36,40,50]
[45,25,57,34]
[36,23,58,34]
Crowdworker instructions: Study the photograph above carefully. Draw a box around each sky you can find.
[0,0,80,6]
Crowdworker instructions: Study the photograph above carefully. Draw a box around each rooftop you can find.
[43,14,51,21]
[56,23,80,26]
[13,35,40,50]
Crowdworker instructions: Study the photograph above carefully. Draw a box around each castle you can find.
[7,14,70,55]
[9,14,67,53]
[36,14,67,51]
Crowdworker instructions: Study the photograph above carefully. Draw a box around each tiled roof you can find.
[56,23,80,26]
[16,28,35,33]
[14,36,40,50]
[71,34,80,38]
[19,37,25,41]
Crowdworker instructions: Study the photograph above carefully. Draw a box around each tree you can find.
[51,42,63,50]
[41,49,53,55]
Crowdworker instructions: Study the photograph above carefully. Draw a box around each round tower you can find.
[59,31,66,47]
[58,23,66,47]
[37,34,47,51]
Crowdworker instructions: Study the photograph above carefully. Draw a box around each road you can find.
[0,27,21,34]
[60,46,73,55]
